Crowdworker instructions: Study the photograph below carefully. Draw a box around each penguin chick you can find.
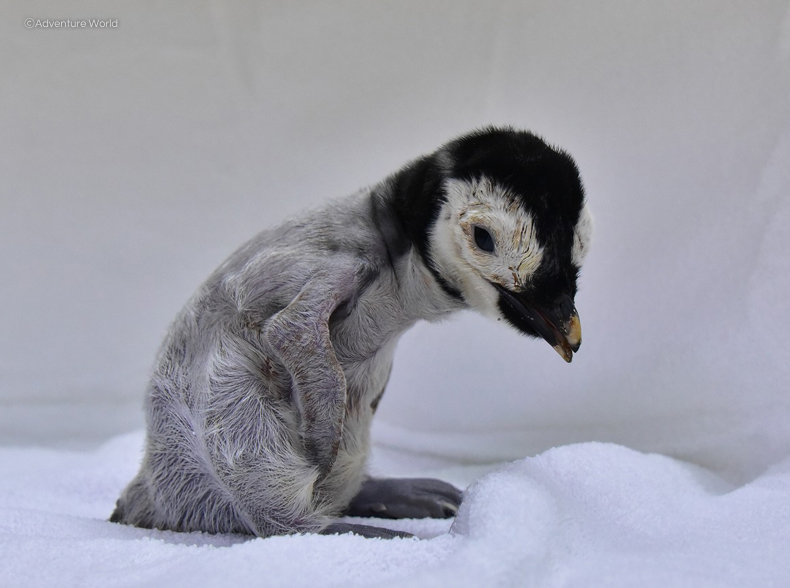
[110,127,591,539]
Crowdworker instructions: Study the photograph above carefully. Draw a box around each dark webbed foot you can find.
[320,522,413,539]
[345,477,463,519]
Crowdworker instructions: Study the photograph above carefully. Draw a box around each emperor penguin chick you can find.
[111,127,592,539]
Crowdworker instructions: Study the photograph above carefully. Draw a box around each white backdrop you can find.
[2,0,789,482]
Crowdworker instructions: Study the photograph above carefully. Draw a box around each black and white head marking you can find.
[428,127,592,362]
[432,176,546,315]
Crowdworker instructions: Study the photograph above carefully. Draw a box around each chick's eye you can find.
[473,226,495,253]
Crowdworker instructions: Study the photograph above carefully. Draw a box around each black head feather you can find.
[385,127,586,307]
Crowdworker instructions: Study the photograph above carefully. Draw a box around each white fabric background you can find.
[2,0,789,485]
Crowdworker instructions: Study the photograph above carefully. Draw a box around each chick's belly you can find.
[315,409,372,511]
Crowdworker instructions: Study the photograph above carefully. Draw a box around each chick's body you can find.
[111,127,590,538]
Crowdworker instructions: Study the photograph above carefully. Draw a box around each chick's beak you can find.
[554,312,582,362]
[495,286,582,363]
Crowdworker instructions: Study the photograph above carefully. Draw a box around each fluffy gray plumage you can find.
[111,127,590,538]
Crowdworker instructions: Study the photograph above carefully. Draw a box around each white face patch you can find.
[571,204,593,267]
[430,176,545,316]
